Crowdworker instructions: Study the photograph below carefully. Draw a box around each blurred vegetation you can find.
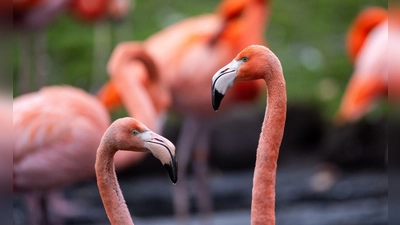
[13,0,387,121]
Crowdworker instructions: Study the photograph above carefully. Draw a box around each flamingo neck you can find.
[251,67,286,225]
[238,0,269,50]
[95,143,134,225]
[245,0,269,40]
[103,46,163,132]
[218,0,268,52]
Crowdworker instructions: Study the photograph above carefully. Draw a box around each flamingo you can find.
[335,7,388,124]
[211,45,286,225]
[97,1,270,222]
[13,85,111,224]
[13,86,112,191]
[95,117,177,225]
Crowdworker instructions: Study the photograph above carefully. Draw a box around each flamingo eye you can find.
[242,57,248,62]
[132,130,140,135]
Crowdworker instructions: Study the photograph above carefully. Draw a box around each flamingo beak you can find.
[211,85,225,111]
[144,132,178,184]
[211,60,241,111]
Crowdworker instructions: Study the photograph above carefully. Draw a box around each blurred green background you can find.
[13,0,387,121]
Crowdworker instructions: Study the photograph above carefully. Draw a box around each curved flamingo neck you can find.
[219,0,269,52]
[96,46,159,112]
[96,142,134,225]
[251,55,286,225]
[101,46,162,131]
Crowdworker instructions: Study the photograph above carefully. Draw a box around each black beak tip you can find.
[212,89,225,111]
[164,162,178,184]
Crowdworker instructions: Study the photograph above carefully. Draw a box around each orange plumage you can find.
[336,7,388,124]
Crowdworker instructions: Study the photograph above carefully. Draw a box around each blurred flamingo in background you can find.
[335,7,388,124]
[211,45,286,225]
[345,7,387,63]
[97,0,271,223]
[13,86,111,224]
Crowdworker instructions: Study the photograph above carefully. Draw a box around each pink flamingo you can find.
[13,86,111,224]
[96,117,177,225]
[335,7,388,124]
[211,45,286,225]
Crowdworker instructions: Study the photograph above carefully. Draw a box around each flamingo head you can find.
[211,45,272,110]
[104,117,177,183]
[346,7,387,61]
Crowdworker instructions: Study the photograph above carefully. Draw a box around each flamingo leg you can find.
[173,117,214,225]
[192,119,213,225]
[18,32,32,94]
[33,29,48,89]
[17,30,48,94]
[173,116,201,225]
[24,193,49,225]
[47,190,88,220]
[91,21,112,91]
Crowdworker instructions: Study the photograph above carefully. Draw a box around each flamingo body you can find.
[143,0,267,117]
[13,86,111,191]
[101,0,268,117]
